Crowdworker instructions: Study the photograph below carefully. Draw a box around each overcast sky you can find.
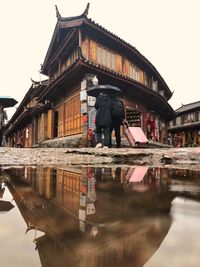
[0,0,199,119]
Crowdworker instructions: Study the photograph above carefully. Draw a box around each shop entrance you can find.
[125,108,141,127]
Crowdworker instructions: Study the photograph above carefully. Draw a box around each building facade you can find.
[6,4,175,147]
[168,101,200,147]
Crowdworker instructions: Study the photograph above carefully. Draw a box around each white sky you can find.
[144,197,200,267]
[0,0,199,119]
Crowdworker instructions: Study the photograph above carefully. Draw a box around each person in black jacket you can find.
[109,96,125,148]
[0,105,8,147]
[94,92,112,148]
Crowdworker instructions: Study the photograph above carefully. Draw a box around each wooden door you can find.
[64,93,82,135]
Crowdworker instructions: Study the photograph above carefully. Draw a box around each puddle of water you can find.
[0,166,200,267]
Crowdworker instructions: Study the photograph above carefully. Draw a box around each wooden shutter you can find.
[64,93,82,135]
[57,104,64,137]
[47,109,53,139]
[89,40,97,62]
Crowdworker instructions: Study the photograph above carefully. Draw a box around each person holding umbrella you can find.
[0,96,18,147]
[109,95,125,148]
[87,84,122,148]
[94,92,112,148]
[0,105,8,146]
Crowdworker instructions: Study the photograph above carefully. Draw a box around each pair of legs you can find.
[109,125,121,148]
[95,126,110,147]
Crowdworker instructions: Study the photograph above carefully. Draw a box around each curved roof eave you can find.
[39,57,175,120]
[79,59,175,119]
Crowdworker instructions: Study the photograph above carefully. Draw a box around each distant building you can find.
[6,4,175,148]
[168,101,200,147]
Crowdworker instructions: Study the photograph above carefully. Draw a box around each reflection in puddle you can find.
[0,166,200,267]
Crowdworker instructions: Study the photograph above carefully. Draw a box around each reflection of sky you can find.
[144,197,200,267]
[0,187,41,267]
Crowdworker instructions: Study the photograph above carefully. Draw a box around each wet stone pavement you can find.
[0,147,200,169]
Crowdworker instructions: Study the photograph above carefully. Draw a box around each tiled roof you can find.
[175,101,200,114]
[43,5,172,97]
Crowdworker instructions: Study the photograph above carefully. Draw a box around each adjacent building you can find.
[168,101,200,147]
[6,4,175,148]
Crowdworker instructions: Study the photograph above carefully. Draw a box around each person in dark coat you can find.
[94,92,112,148]
[109,96,125,148]
[0,105,8,147]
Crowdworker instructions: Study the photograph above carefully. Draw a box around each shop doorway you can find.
[53,111,58,138]
[126,108,141,127]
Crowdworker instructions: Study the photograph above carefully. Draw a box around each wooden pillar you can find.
[80,74,97,147]
[78,28,82,47]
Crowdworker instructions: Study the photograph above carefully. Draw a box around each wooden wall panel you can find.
[47,109,53,139]
[28,124,33,147]
[57,104,64,137]
[89,40,97,62]
[38,116,41,143]
[40,113,45,141]
[116,54,122,73]
[123,58,130,77]
[64,93,82,135]
[81,37,89,59]
[139,70,144,83]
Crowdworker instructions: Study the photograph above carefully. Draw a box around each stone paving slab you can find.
[0,147,200,169]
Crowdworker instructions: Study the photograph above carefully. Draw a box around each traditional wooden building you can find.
[6,79,49,147]
[168,100,200,147]
[6,4,175,147]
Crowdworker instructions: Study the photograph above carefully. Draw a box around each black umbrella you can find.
[87,85,122,97]
[0,200,15,212]
[0,96,18,108]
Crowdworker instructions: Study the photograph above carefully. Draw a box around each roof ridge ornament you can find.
[55,3,90,21]
[82,3,90,17]
[55,5,61,20]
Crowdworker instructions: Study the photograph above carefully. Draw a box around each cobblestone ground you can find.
[1,147,200,169]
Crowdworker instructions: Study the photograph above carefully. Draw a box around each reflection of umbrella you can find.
[87,85,122,97]
[0,200,15,212]
[0,96,18,108]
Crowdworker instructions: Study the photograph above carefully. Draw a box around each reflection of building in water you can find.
[4,165,200,267]
[34,217,171,267]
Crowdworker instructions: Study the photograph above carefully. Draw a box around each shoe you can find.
[95,143,102,148]
[103,146,109,149]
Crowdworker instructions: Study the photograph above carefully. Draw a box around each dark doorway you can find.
[53,111,58,138]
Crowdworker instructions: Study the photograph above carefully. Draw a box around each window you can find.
[186,113,194,123]
[130,64,135,79]
[169,121,173,128]
[176,116,181,126]
[107,52,111,67]
[143,71,148,85]
[97,45,116,70]
[130,64,140,82]
[135,66,139,81]
[111,53,116,69]
[102,48,107,66]
[152,81,158,92]
[97,46,101,63]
